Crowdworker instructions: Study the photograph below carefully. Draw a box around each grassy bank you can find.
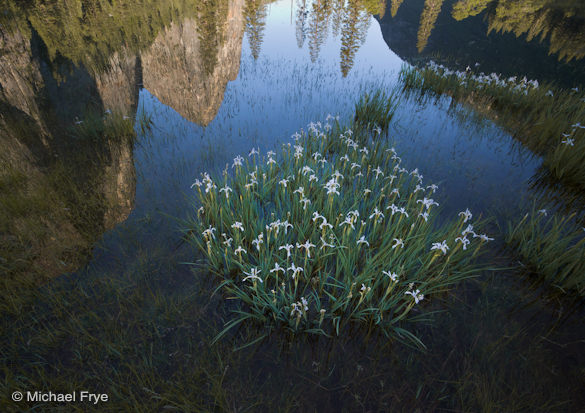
[399,63,585,297]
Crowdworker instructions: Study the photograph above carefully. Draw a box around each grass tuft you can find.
[353,89,399,134]
[506,206,585,296]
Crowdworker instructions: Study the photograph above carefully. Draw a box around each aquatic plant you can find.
[506,206,585,296]
[400,60,543,100]
[399,62,585,191]
[185,118,491,347]
[353,89,399,134]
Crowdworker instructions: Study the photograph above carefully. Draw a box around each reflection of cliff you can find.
[0,26,137,280]
[0,0,249,280]
[0,29,49,141]
[1,0,200,76]
[376,0,585,87]
[141,0,244,126]
[93,51,139,230]
[95,52,141,118]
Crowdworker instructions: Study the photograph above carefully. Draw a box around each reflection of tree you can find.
[244,0,269,60]
[197,0,229,76]
[296,0,308,48]
[417,0,444,53]
[362,0,386,17]
[340,0,371,77]
[451,0,494,21]
[548,20,585,62]
[292,0,383,75]
[450,0,585,62]
[488,0,548,39]
[308,0,330,62]
[390,0,405,17]
[331,0,345,36]
[488,0,585,62]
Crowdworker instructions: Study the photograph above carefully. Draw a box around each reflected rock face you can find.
[102,135,136,230]
[95,51,141,118]
[0,28,49,138]
[1,0,247,279]
[141,0,245,126]
[0,27,138,280]
[95,51,140,231]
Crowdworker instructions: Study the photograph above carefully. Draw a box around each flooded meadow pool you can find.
[1,0,585,411]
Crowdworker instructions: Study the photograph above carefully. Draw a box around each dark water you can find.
[1,0,585,410]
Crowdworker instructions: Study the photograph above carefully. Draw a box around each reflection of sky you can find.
[120,0,540,257]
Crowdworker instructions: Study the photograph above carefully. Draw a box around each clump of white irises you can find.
[187,117,491,347]
[425,60,540,96]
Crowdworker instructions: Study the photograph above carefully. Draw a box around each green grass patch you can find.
[0,243,242,412]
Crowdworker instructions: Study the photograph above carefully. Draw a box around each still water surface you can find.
[1,0,585,410]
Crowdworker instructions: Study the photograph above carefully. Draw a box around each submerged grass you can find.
[0,243,246,412]
[506,206,585,296]
[399,62,585,191]
[185,115,493,347]
[399,63,585,299]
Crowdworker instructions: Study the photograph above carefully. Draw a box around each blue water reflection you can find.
[128,0,538,242]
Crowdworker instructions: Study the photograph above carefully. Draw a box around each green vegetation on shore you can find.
[399,62,585,191]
